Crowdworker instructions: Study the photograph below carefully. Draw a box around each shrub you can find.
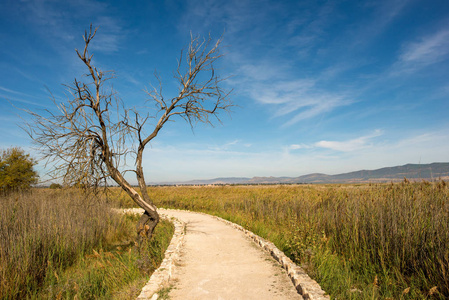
[0,147,38,194]
[49,183,62,189]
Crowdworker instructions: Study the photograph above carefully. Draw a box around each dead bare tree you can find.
[25,25,232,239]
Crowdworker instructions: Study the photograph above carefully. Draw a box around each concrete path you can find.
[159,209,302,300]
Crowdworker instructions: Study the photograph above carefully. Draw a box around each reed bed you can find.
[0,189,174,299]
[133,181,449,299]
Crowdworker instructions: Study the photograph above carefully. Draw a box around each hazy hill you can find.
[152,162,449,185]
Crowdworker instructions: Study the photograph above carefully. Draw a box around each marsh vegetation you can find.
[0,189,173,299]
[132,181,448,299]
[2,181,447,299]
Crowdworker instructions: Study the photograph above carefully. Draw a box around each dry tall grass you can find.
[0,189,127,298]
[138,181,449,299]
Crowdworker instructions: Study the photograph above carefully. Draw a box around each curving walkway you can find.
[157,209,302,300]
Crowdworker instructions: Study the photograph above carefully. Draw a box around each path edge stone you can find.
[122,208,186,300]
[127,208,329,300]
[211,214,330,300]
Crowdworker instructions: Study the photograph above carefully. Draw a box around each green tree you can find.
[0,147,38,193]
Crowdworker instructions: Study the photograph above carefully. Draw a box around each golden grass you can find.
[120,181,449,299]
[0,189,174,299]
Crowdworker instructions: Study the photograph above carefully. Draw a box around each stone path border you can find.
[211,215,329,300]
[125,208,329,300]
[122,208,186,300]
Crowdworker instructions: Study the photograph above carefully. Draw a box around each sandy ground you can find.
[159,209,303,300]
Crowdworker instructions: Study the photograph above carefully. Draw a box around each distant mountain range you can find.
[152,162,449,185]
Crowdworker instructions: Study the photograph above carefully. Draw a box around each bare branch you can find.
[24,26,232,239]
[141,34,232,147]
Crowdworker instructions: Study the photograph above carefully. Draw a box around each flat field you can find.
[3,182,446,299]
[115,181,448,299]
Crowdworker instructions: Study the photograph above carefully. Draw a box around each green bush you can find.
[0,147,38,194]
[49,183,62,189]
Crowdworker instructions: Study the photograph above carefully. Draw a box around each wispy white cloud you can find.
[289,144,304,150]
[285,130,384,153]
[364,0,410,39]
[236,63,288,82]
[177,0,358,127]
[8,66,46,85]
[392,27,449,75]
[286,144,311,151]
[0,86,31,97]
[120,71,143,87]
[208,139,240,151]
[250,79,315,106]
[283,95,352,127]
[13,0,122,56]
[339,0,411,52]
[89,16,123,53]
[1,96,49,108]
[178,0,276,38]
[244,75,353,126]
[393,131,449,151]
[315,129,383,152]
[400,29,449,63]
[0,86,50,108]
[286,0,337,57]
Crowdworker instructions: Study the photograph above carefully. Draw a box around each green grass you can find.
[113,181,448,299]
[0,189,174,299]
[37,216,174,299]
[155,285,174,300]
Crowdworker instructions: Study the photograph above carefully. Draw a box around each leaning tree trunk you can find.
[108,165,160,240]
[136,208,159,240]
[131,191,160,241]
[134,147,160,240]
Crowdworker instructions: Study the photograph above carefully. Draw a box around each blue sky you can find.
[1,0,449,183]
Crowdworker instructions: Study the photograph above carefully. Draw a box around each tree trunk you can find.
[136,207,159,240]
[108,167,160,239]
[134,147,159,240]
